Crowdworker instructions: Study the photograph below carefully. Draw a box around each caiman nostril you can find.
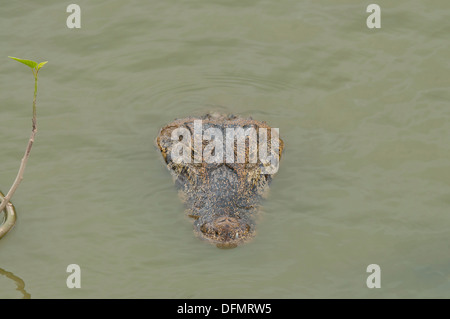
[217,217,227,223]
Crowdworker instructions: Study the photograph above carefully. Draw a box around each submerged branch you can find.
[0,191,17,240]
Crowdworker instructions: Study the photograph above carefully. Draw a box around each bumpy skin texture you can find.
[156,113,283,248]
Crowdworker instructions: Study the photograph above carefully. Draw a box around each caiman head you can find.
[156,113,283,248]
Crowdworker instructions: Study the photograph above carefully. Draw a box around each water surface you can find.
[0,0,449,298]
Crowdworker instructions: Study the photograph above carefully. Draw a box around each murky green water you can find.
[1,0,449,298]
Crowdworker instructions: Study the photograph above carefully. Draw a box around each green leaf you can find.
[8,56,38,69]
[37,61,48,70]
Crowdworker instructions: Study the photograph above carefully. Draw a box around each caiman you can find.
[156,113,283,248]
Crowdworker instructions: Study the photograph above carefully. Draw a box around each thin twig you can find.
[0,71,38,214]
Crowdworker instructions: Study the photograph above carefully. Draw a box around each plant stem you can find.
[0,70,38,215]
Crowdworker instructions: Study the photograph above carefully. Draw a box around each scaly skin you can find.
[156,113,283,248]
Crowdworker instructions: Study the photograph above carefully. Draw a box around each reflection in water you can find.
[0,268,31,299]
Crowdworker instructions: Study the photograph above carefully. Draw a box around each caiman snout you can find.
[198,216,253,248]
